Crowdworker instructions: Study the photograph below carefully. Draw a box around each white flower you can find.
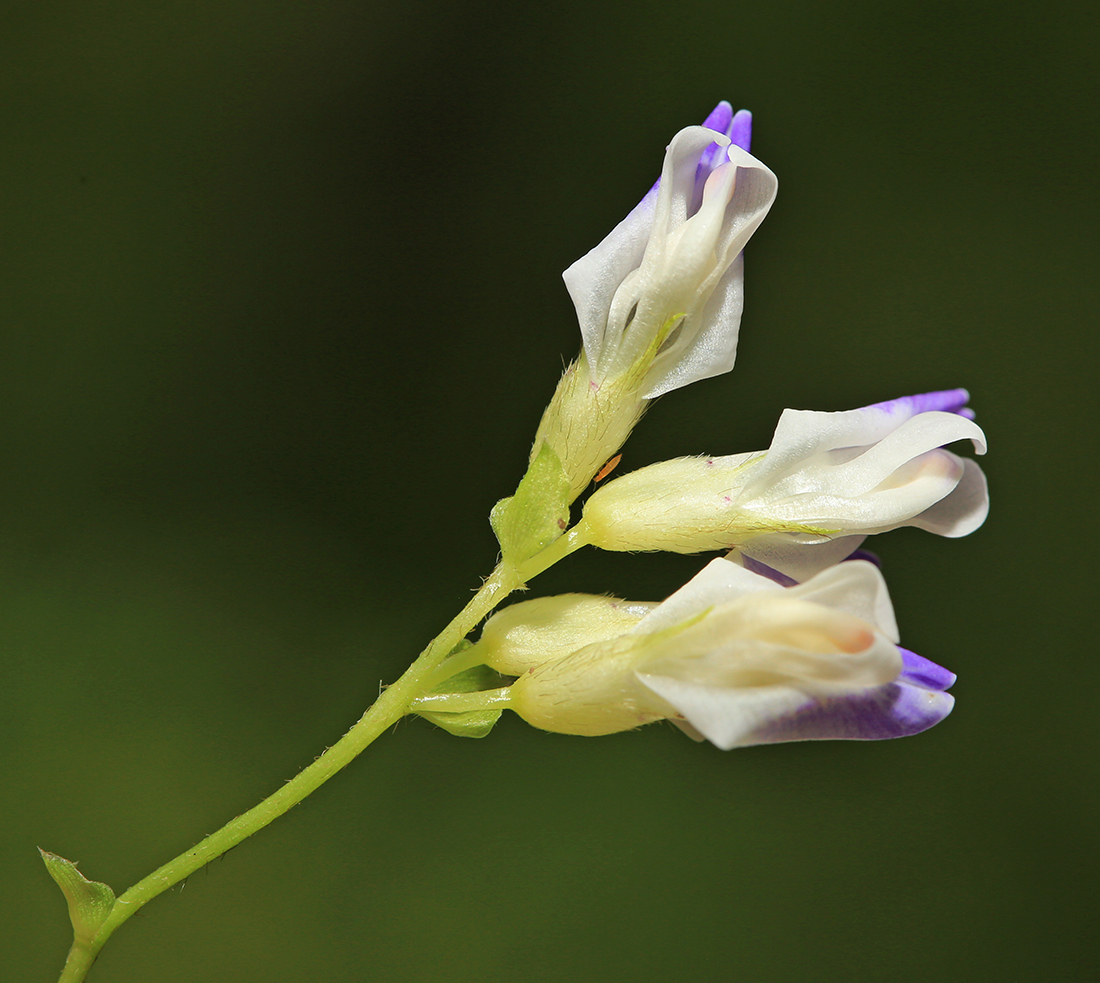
[562,108,778,399]
[507,558,956,748]
[579,389,988,581]
[530,103,777,500]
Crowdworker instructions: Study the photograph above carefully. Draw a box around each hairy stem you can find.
[59,561,521,982]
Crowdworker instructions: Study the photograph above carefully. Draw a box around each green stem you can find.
[56,943,97,983]
[424,528,591,691]
[62,561,522,983]
[56,521,591,982]
[410,687,513,713]
[423,642,492,690]
[516,522,590,582]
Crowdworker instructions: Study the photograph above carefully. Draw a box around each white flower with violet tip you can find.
[505,558,955,749]
[563,102,777,399]
[576,389,988,582]
[532,103,778,500]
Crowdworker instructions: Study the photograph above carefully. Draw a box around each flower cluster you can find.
[421,101,987,752]
[39,99,994,983]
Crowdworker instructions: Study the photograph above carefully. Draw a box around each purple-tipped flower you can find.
[532,103,777,500]
[699,104,753,171]
[562,101,777,399]
[579,389,989,582]
[506,558,955,748]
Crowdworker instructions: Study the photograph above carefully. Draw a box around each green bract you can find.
[490,441,571,565]
[40,850,116,947]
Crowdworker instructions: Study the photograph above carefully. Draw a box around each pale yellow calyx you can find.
[579,453,835,554]
[508,632,678,737]
[530,354,648,502]
[478,593,657,675]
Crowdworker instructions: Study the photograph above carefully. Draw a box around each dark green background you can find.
[4,1,1096,980]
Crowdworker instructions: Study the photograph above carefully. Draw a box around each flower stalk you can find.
[52,560,524,983]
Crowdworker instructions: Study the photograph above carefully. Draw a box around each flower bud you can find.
[477,593,657,676]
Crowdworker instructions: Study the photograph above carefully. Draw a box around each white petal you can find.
[643,613,899,691]
[642,253,744,398]
[645,556,899,642]
[564,132,776,393]
[815,414,986,497]
[643,146,777,398]
[748,449,964,530]
[787,560,899,642]
[562,188,658,379]
[632,557,780,634]
[639,673,810,749]
[741,409,987,505]
[908,456,989,537]
[605,128,732,374]
[647,127,730,244]
[638,629,903,749]
[670,717,708,742]
[709,145,780,274]
[732,536,869,585]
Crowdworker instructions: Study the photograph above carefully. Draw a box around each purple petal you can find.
[844,547,882,569]
[701,101,734,135]
[740,680,955,745]
[866,388,973,419]
[729,109,752,152]
[898,647,957,691]
[740,553,799,587]
[734,646,957,746]
[649,103,753,204]
[698,101,735,174]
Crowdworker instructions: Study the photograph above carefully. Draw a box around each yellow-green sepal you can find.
[40,849,116,946]
[490,441,571,565]
[416,661,508,739]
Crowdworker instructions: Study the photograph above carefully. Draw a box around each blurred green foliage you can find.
[2,1,1096,980]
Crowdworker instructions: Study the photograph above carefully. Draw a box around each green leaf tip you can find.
[39,849,116,944]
